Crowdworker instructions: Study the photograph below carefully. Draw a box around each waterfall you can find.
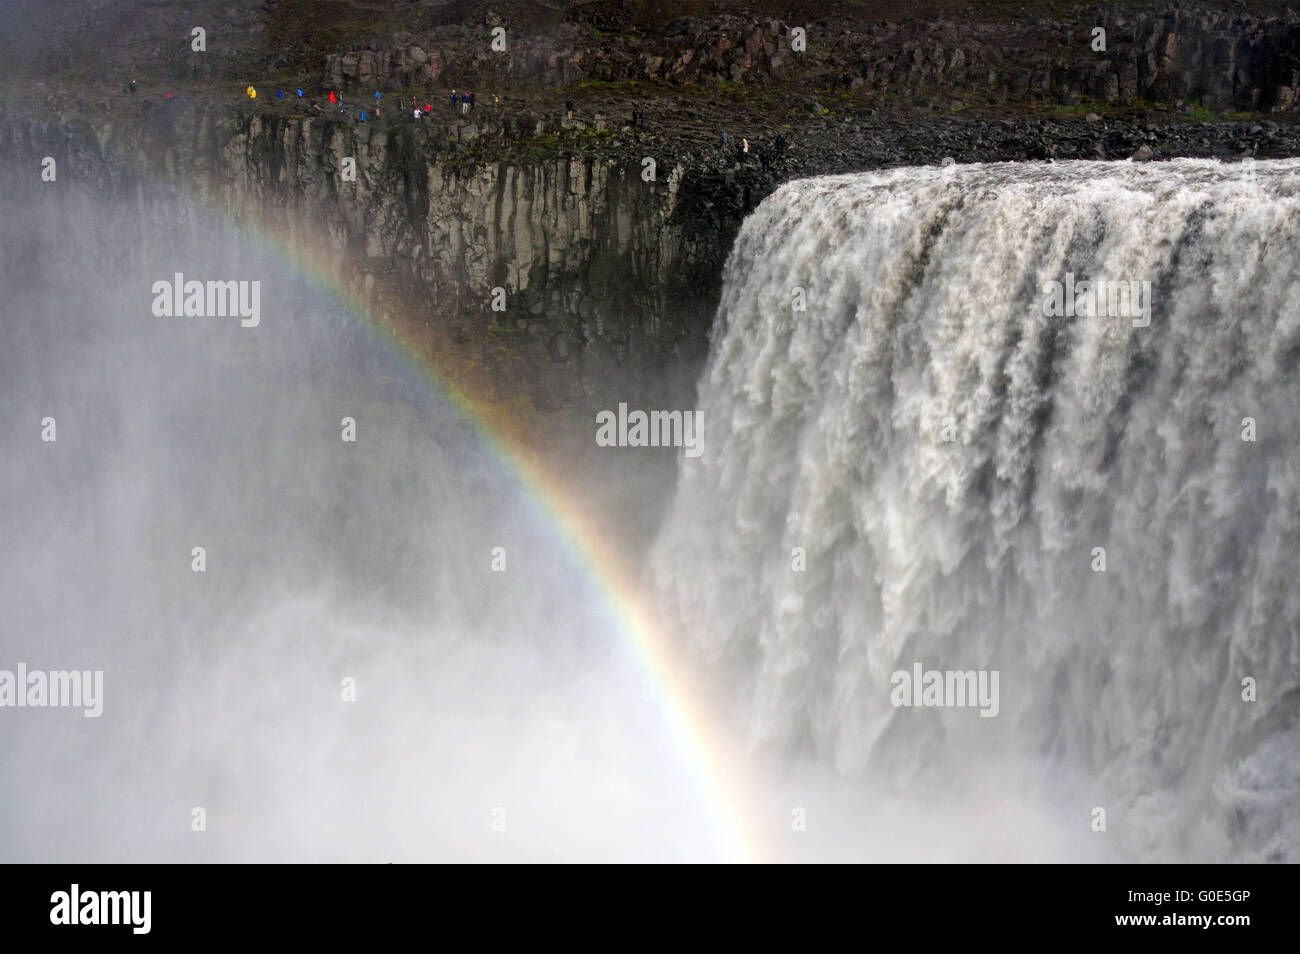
[652,159,1300,862]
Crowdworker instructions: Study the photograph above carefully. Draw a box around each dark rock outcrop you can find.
[320,8,1300,113]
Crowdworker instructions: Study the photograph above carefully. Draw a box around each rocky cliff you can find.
[321,7,1300,112]
[1,103,722,416]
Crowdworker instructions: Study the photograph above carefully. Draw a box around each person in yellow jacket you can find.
[246,85,256,99]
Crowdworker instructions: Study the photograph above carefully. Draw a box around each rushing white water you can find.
[652,159,1300,862]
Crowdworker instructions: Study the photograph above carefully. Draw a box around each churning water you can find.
[652,159,1300,862]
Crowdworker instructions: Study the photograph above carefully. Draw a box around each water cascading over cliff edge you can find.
[651,159,1300,862]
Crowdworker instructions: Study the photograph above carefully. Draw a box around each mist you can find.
[0,179,735,863]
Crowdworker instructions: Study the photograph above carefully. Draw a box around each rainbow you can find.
[90,109,766,861]
[260,219,764,864]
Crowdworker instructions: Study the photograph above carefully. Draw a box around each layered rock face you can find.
[829,10,1300,112]
[320,17,793,92]
[322,9,1300,112]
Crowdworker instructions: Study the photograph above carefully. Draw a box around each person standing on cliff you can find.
[328,90,336,105]
[461,92,469,114]
[449,89,457,113]
[565,98,574,121]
